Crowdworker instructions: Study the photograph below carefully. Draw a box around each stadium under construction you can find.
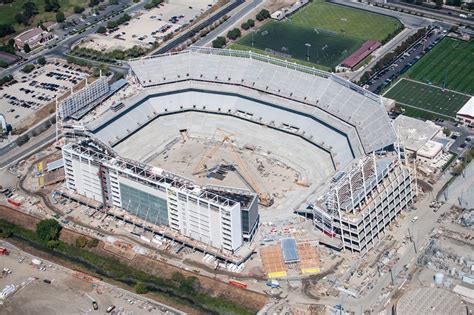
[59,48,415,255]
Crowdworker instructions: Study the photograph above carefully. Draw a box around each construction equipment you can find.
[230,147,273,207]
[85,293,99,310]
[193,129,233,175]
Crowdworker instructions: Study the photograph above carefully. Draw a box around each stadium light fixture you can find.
[305,43,311,61]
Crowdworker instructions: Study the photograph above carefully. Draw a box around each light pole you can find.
[305,43,311,62]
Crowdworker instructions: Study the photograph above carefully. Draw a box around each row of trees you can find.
[106,13,131,29]
[15,1,39,26]
[144,0,162,10]
[0,25,15,38]
[212,9,269,48]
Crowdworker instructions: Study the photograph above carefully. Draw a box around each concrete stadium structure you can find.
[61,48,408,254]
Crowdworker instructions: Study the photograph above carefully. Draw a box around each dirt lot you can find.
[0,205,268,312]
[0,241,181,315]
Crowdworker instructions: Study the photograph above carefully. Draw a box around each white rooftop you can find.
[393,115,440,152]
[457,96,474,119]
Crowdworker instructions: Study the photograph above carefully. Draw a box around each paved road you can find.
[193,0,263,47]
[153,0,245,54]
[329,0,431,29]
[0,0,146,77]
[384,0,474,26]
[0,129,55,169]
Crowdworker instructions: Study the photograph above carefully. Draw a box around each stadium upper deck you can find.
[91,48,396,170]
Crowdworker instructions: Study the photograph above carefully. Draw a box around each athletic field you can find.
[234,0,402,69]
[384,78,470,120]
[235,23,362,68]
[289,0,402,41]
[405,38,474,95]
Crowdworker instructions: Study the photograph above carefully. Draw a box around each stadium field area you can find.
[384,78,470,120]
[234,0,402,69]
[289,0,402,41]
[405,38,474,95]
[234,23,362,69]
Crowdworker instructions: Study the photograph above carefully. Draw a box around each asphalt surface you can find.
[0,0,146,77]
[386,0,474,26]
[329,0,431,29]
[193,0,263,47]
[366,28,445,94]
[0,130,56,169]
[153,0,245,54]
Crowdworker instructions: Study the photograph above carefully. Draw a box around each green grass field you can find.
[234,22,362,68]
[234,0,402,69]
[384,78,470,120]
[405,38,474,95]
[288,0,401,41]
[0,0,88,35]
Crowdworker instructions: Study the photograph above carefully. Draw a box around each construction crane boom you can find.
[231,148,273,207]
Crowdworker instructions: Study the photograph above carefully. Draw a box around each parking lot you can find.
[0,62,87,127]
[366,27,445,94]
[81,0,217,52]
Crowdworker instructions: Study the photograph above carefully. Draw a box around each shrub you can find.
[38,56,47,65]
[74,6,85,14]
[226,28,241,40]
[212,36,226,48]
[256,9,270,21]
[135,282,149,294]
[21,64,35,73]
[36,219,62,243]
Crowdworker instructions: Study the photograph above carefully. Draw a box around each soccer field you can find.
[235,22,363,68]
[405,38,474,95]
[384,78,470,120]
[289,0,402,41]
[234,0,402,69]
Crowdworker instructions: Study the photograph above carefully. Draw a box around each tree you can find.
[97,25,106,33]
[23,1,39,19]
[109,0,118,4]
[38,56,46,65]
[36,219,62,243]
[241,22,250,30]
[212,36,226,48]
[135,282,149,294]
[247,18,255,28]
[0,24,15,38]
[23,43,31,53]
[89,0,100,7]
[171,271,185,284]
[256,9,270,21]
[87,238,99,248]
[443,127,451,137]
[74,6,85,14]
[226,28,241,40]
[435,0,443,9]
[75,236,88,248]
[15,13,28,26]
[56,11,65,23]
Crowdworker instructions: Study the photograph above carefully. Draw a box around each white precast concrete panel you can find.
[129,48,396,155]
